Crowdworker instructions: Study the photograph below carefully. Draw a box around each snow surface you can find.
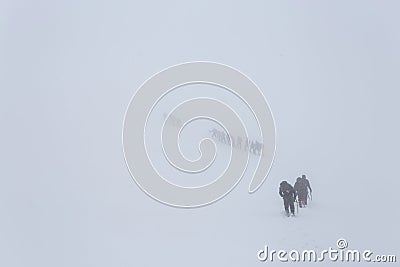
[1,1,399,266]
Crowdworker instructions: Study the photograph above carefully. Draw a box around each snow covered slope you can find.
[1,1,399,266]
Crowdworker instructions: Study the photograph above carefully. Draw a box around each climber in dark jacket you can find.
[301,174,312,206]
[294,177,307,208]
[279,181,296,216]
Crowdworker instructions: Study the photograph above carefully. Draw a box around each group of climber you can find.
[279,175,312,217]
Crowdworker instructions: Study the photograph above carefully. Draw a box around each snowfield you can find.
[1,1,399,266]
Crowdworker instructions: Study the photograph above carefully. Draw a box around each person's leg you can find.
[289,201,295,215]
[283,198,289,216]
[298,193,303,208]
[300,191,307,207]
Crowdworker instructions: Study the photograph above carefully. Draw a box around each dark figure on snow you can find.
[301,175,312,206]
[279,181,296,217]
[294,177,307,208]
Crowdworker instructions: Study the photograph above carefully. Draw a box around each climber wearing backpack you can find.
[279,181,297,217]
[294,177,307,208]
[301,174,312,206]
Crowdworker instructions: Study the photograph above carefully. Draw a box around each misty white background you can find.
[1,1,399,266]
